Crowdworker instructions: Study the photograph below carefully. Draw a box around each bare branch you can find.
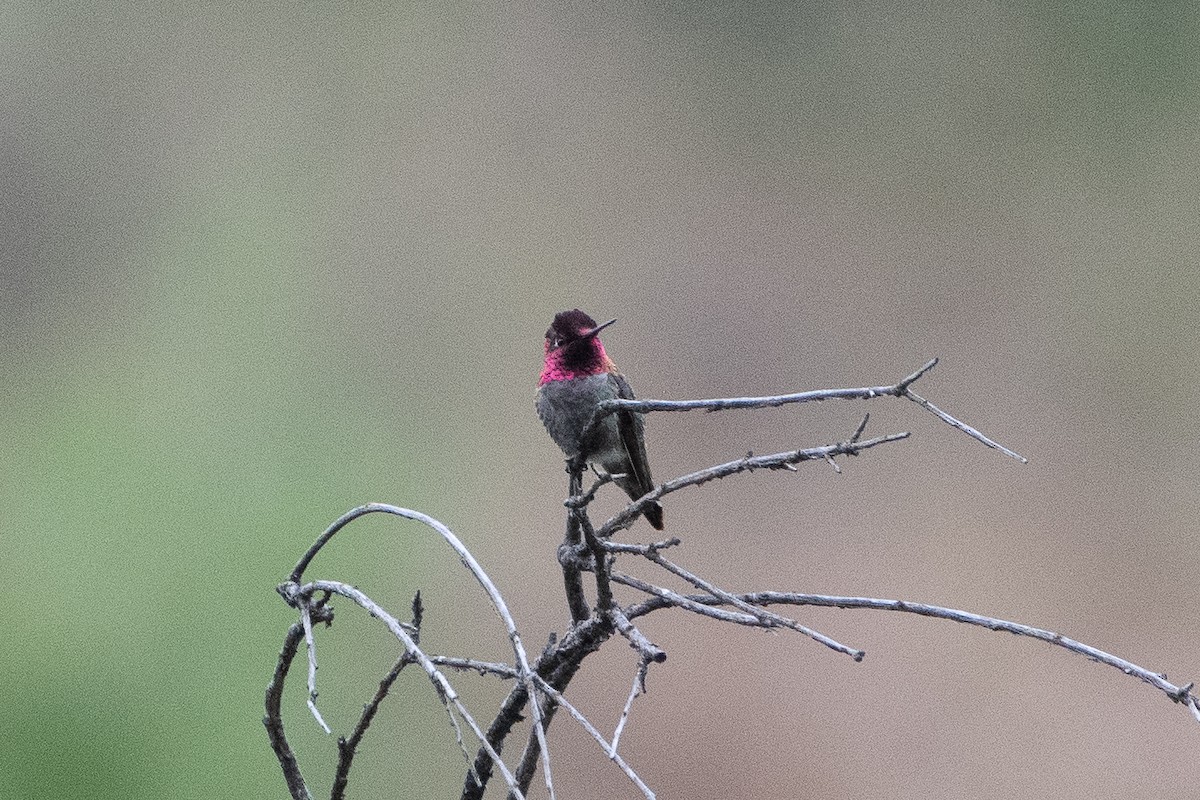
[529,674,656,799]
[902,388,1027,462]
[562,468,592,623]
[264,622,313,800]
[284,504,556,798]
[285,578,528,799]
[580,359,1026,463]
[597,430,910,537]
[625,590,1199,719]
[611,659,650,755]
[300,604,331,734]
[611,606,667,664]
[269,357,1193,800]
[577,496,614,612]
[630,547,864,661]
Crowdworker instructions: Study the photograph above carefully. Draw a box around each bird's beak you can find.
[581,318,617,340]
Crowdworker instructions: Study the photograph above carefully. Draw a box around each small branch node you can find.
[410,591,423,640]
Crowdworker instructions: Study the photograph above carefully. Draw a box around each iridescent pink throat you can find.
[539,341,616,385]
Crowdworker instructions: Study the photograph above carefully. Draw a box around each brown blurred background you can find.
[3,2,1198,798]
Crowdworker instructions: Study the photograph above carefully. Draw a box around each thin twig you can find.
[285,504,556,799]
[896,358,939,392]
[635,548,864,661]
[597,431,910,537]
[264,623,313,800]
[332,593,425,800]
[430,656,521,678]
[611,606,667,664]
[903,388,1028,462]
[611,659,650,754]
[625,590,1199,719]
[611,571,771,627]
[565,471,614,510]
[442,705,482,790]
[529,674,656,799]
[596,372,931,415]
[332,655,411,800]
[604,537,683,555]
[284,579,528,799]
[300,604,331,734]
[850,413,870,443]
[577,358,1026,463]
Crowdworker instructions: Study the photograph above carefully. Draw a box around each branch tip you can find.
[903,389,1028,463]
[897,357,939,393]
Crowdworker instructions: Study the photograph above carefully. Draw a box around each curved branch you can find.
[263,623,313,800]
[284,504,557,798]
[286,579,527,797]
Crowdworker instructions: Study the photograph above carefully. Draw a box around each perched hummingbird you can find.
[536,309,664,530]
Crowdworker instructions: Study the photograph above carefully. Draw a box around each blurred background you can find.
[3,2,1198,798]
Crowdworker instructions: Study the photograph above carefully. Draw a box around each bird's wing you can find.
[611,372,654,495]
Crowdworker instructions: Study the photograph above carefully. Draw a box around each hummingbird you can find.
[536,309,664,530]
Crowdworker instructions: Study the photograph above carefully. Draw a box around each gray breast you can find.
[536,373,619,459]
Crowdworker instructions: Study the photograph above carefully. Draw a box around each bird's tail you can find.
[643,501,664,531]
[616,476,664,530]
